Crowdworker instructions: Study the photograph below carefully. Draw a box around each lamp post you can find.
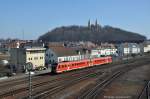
[26,62,33,99]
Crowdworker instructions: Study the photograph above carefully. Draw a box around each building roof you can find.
[25,47,46,51]
[143,40,150,47]
[49,46,77,57]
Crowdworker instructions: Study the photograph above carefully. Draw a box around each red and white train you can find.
[51,56,112,73]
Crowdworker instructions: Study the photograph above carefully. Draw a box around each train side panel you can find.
[55,56,112,73]
[56,59,89,73]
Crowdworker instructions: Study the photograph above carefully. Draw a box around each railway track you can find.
[138,81,150,99]
[78,71,122,99]
[0,64,111,99]
[0,67,103,95]
[0,61,129,97]
[33,56,150,99]
[32,71,104,99]
[0,54,143,88]
[0,69,100,98]
[0,55,149,99]
[77,57,150,99]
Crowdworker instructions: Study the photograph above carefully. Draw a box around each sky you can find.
[0,0,150,40]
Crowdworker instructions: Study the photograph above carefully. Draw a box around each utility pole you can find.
[22,29,24,40]
[26,62,33,99]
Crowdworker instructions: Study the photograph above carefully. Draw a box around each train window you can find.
[49,60,51,63]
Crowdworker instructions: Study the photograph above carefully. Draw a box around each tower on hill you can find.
[88,19,91,29]
[95,19,98,27]
[88,19,101,31]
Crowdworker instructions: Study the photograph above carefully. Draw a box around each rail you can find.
[147,81,150,99]
[78,71,122,99]
[138,81,150,99]
[0,55,149,98]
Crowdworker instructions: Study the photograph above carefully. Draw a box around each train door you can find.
[89,59,93,66]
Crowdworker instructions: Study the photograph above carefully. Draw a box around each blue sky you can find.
[0,0,150,40]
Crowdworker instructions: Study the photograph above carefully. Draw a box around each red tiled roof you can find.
[49,46,77,57]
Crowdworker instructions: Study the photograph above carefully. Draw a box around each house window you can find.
[28,58,32,60]
[34,57,38,60]
[40,57,43,59]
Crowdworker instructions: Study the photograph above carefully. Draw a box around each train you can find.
[51,56,112,73]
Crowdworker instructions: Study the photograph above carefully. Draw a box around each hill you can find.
[38,24,146,43]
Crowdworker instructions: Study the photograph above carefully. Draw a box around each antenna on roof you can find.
[22,29,24,40]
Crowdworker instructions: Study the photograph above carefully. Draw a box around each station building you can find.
[10,47,46,72]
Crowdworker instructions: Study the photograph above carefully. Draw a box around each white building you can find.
[144,45,150,53]
[91,48,117,56]
[117,43,141,56]
[10,47,46,72]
